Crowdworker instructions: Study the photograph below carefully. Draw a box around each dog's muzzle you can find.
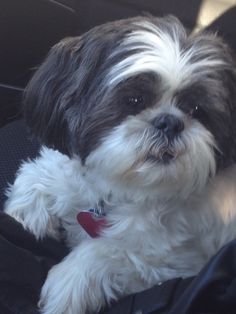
[147,114,185,163]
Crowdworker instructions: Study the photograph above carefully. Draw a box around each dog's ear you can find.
[226,61,236,164]
[23,37,92,155]
[216,39,236,165]
[216,48,236,167]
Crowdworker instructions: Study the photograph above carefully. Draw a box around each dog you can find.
[4,15,236,314]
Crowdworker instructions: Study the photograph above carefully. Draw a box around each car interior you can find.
[1,1,236,313]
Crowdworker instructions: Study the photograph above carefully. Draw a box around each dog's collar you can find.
[77,207,107,238]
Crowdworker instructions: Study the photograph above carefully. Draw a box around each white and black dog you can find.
[4,15,236,314]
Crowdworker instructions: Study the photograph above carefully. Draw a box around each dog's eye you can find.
[190,105,199,116]
[127,96,145,106]
[189,104,204,119]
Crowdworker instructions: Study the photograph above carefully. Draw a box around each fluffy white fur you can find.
[4,143,236,314]
[108,21,225,90]
[4,17,236,314]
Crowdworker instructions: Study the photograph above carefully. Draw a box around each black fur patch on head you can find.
[24,16,157,161]
[23,16,167,161]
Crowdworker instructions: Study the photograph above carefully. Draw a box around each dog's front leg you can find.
[4,148,79,240]
[39,237,156,314]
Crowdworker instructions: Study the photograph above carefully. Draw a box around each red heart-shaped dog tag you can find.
[77,210,107,238]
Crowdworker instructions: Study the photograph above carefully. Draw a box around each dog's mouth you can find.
[147,151,176,164]
[136,130,187,166]
[146,143,186,164]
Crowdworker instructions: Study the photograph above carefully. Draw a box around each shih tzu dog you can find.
[4,15,236,314]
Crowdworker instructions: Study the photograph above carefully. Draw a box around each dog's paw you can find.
[39,241,124,314]
[4,159,59,239]
[39,258,108,314]
[39,237,157,314]
[5,199,59,240]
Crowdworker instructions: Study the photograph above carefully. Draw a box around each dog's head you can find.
[24,16,236,198]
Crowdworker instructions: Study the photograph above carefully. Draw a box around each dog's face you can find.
[24,16,236,198]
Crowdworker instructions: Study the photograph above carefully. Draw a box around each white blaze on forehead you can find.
[107,21,225,90]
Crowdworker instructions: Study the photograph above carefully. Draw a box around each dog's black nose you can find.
[152,114,184,138]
